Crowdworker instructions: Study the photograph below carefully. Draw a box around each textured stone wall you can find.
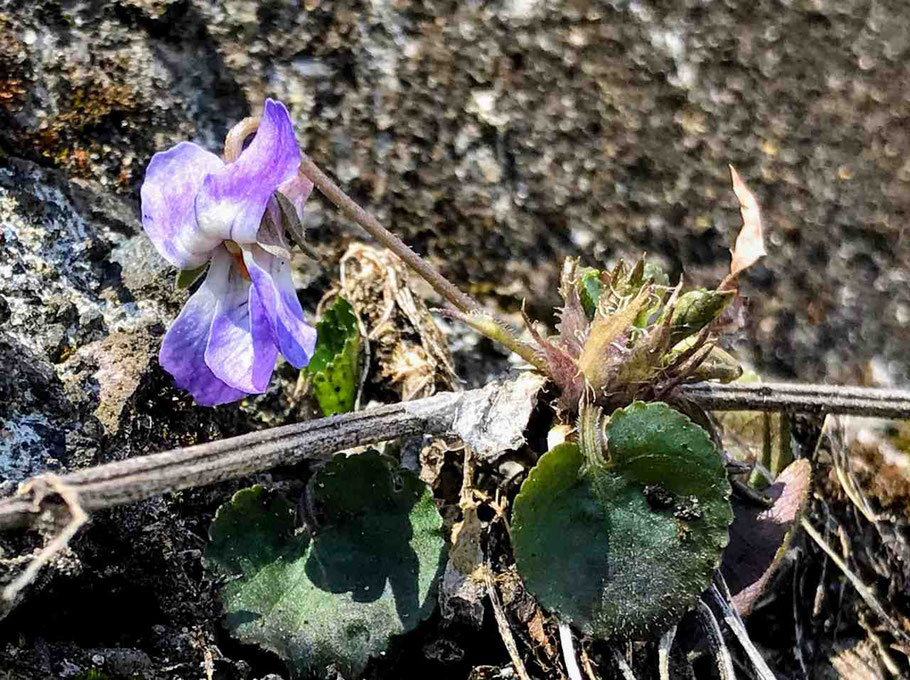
[3,0,910,471]
[2,1,909,676]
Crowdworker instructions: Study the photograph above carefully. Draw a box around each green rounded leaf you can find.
[512,402,732,640]
[304,296,361,416]
[204,452,447,678]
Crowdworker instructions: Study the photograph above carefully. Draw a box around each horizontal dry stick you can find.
[0,389,467,532]
[1,381,908,533]
[679,381,910,418]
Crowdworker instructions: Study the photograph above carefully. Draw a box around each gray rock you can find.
[0,158,166,483]
[2,0,906,385]
[0,332,73,488]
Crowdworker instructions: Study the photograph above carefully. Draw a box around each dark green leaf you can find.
[304,297,361,416]
[205,452,447,678]
[512,402,732,640]
[175,264,208,290]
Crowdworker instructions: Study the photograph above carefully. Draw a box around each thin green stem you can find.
[436,307,549,373]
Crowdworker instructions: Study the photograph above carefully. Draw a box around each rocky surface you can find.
[1,0,909,678]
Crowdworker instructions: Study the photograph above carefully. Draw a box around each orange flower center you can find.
[223,241,251,280]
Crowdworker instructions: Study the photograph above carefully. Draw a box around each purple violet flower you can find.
[141,99,317,406]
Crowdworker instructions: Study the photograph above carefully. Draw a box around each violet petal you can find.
[243,245,317,368]
[141,141,225,269]
[195,99,301,244]
[158,249,249,406]
[204,248,279,393]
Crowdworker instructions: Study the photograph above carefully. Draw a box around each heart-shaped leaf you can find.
[204,451,447,678]
[304,296,361,416]
[512,402,732,640]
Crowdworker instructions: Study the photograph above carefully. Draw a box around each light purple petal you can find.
[277,173,315,222]
[204,248,279,392]
[194,99,301,245]
[243,245,317,368]
[158,250,249,406]
[140,141,225,269]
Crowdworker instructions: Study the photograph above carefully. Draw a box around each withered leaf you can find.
[728,165,767,279]
[720,459,812,616]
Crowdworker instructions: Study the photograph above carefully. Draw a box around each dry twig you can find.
[657,624,677,680]
[579,645,600,680]
[0,389,470,534]
[2,380,908,605]
[696,599,735,680]
[558,622,584,680]
[1,382,905,536]
[680,382,910,418]
[484,566,533,680]
[709,577,777,680]
[2,476,87,602]
[800,517,910,646]
[609,646,638,680]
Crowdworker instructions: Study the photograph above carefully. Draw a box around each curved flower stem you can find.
[299,153,482,315]
[224,116,261,162]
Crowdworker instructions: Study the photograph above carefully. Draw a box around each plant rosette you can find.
[512,401,733,639]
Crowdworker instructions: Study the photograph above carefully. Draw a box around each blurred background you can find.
[2,0,909,387]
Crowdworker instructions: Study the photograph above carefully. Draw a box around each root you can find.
[2,475,88,603]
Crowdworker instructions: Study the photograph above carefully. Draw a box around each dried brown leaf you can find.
[721,459,812,616]
[451,372,547,463]
[728,165,767,280]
